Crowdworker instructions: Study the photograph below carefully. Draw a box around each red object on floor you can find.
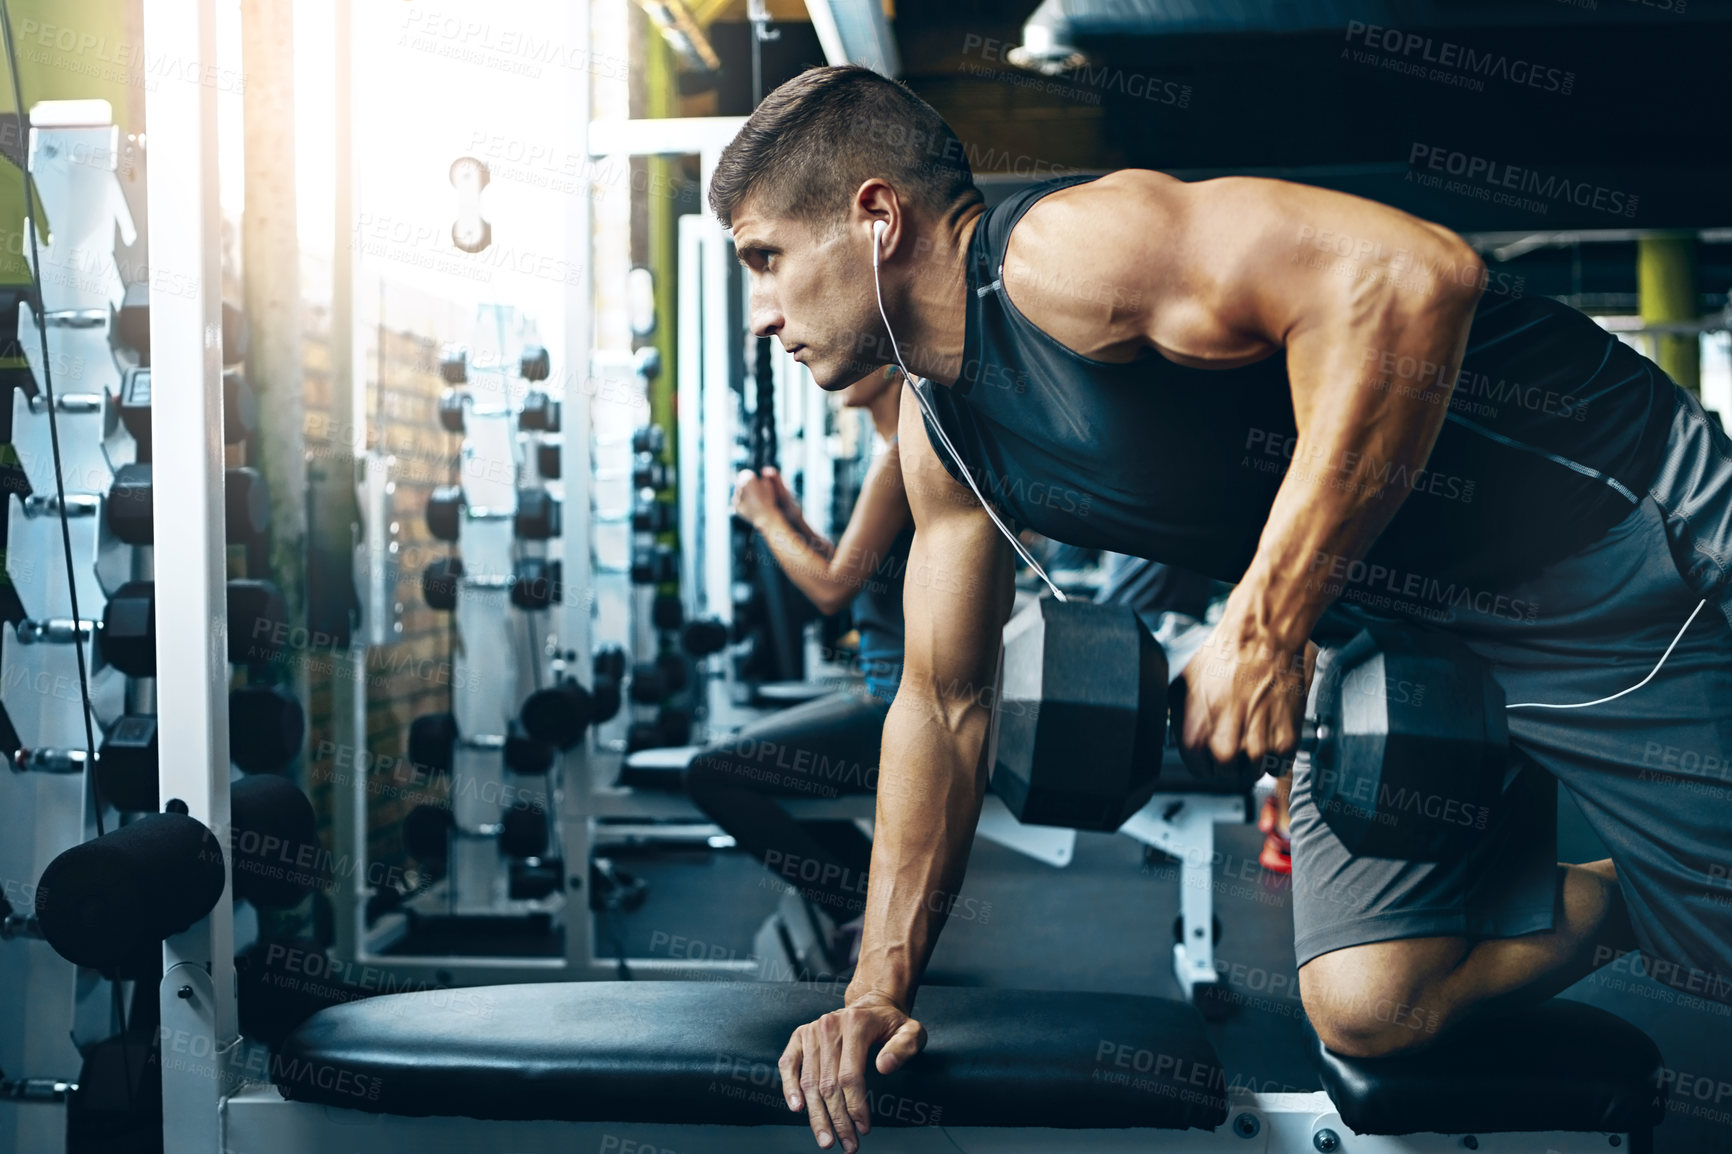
[1257,796,1291,875]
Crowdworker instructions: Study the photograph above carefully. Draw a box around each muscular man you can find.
[709,66,1732,1152]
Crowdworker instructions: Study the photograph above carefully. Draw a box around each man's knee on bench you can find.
[1300,938,1464,1059]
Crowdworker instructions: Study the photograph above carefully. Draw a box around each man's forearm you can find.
[1234,285,1483,650]
[846,691,991,1008]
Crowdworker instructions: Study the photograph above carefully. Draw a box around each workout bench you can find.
[210,980,1663,1153]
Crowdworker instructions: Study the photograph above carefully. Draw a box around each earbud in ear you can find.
[873,220,887,245]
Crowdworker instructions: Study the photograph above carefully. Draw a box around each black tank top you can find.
[919,176,1676,603]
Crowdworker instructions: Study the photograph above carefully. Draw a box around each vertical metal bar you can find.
[143,0,234,1145]
[1639,234,1700,395]
[565,0,597,975]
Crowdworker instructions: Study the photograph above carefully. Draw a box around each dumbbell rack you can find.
[0,99,136,1154]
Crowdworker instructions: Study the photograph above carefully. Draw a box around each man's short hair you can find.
[709,65,982,230]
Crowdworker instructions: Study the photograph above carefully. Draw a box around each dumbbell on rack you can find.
[14,579,288,679]
[631,425,666,456]
[632,457,671,492]
[514,489,561,540]
[421,557,562,612]
[631,495,675,534]
[85,687,305,812]
[519,392,560,434]
[117,365,258,453]
[628,652,690,704]
[105,463,271,547]
[536,437,561,480]
[625,705,693,753]
[630,545,678,586]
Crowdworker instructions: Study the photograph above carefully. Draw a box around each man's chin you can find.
[813,358,880,393]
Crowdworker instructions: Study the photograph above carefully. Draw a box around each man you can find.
[710,65,1732,1152]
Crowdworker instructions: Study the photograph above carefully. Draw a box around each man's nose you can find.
[749,293,783,339]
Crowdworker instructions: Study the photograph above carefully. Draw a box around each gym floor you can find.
[599,763,1732,1154]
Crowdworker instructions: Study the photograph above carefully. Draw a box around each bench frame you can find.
[218,1082,1643,1154]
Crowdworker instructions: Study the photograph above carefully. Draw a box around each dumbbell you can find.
[651,594,683,632]
[519,679,594,750]
[520,345,551,382]
[625,705,693,753]
[681,618,729,657]
[438,389,467,434]
[422,556,463,611]
[114,291,249,366]
[404,804,456,865]
[228,686,306,775]
[594,645,627,682]
[629,544,677,585]
[519,391,561,433]
[590,645,626,724]
[407,711,458,776]
[426,486,464,543]
[993,601,1506,860]
[105,464,272,547]
[632,458,671,492]
[631,495,675,534]
[511,558,562,611]
[15,579,286,679]
[503,723,556,776]
[117,365,257,454]
[629,652,689,703]
[498,806,548,859]
[439,346,468,385]
[631,425,666,456]
[537,437,562,479]
[514,489,562,540]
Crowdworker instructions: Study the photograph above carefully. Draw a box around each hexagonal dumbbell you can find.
[519,391,561,433]
[629,544,677,586]
[74,579,288,678]
[519,345,551,382]
[510,557,562,611]
[422,556,463,611]
[105,463,272,548]
[426,486,464,543]
[514,488,562,540]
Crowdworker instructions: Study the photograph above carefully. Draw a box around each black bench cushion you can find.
[275,981,1227,1130]
[1311,998,1665,1136]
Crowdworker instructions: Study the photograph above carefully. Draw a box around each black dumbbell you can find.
[632,458,671,491]
[115,290,249,366]
[73,579,286,678]
[594,645,627,682]
[423,556,463,611]
[404,804,456,864]
[438,389,467,434]
[510,557,562,611]
[105,464,272,548]
[95,715,160,812]
[629,652,689,703]
[652,594,684,632]
[228,686,305,775]
[520,345,550,382]
[439,347,468,385]
[537,437,562,479]
[519,679,594,750]
[629,545,677,586]
[515,488,562,540]
[632,425,666,456]
[508,857,564,900]
[503,724,556,776]
[427,486,464,542]
[625,705,693,753]
[519,391,561,433]
[407,712,458,776]
[681,618,729,657]
[632,496,675,534]
[117,366,258,455]
[499,806,548,859]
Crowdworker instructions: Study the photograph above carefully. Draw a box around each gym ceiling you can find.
[688,0,1732,312]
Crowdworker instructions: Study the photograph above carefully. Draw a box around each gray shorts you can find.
[1291,385,1732,1004]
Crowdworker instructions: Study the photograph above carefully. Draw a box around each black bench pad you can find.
[275,981,1227,1130]
[1311,998,1665,1135]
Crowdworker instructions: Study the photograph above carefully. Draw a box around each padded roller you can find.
[35,813,226,972]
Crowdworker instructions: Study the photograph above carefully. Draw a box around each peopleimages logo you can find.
[1408,144,1639,219]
